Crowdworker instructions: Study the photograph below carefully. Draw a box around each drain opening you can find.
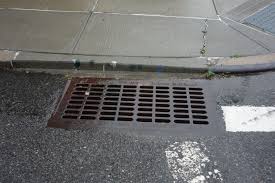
[139,98,153,102]
[156,108,170,112]
[105,97,119,101]
[138,113,152,117]
[73,91,85,95]
[69,100,83,104]
[156,86,169,89]
[174,100,187,103]
[141,86,153,89]
[86,101,100,105]
[84,106,98,110]
[80,116,96,120]
[119,112,133,116]
[173,91,187,94]
[156,95,169,98]
[124,85,136,88]
[108,85,121,88]
[190,96,204,99]
[121,102,135,106]
[82,111,97,115]
[100,116,115,120]
[173,87,186,90]
[174,114,189,118]
[120,107,134,111]
[138,108,153,112]
[156,119,170,123]
[123,89,136,92]
[67,105,81,109]
[51,80,211,129]
[137,118,152,122]
[65,110,80,114]
[193,120,209,125]
[71,96,85,100]
[63,115,78,119]
[191,105,206,109]
[90,88,104,92]
[175,120,190,124]
[76,84,89,87]
[156,113,170,117]
[87,96,101,100]
[139,103,152,107]
[118,117,133,121]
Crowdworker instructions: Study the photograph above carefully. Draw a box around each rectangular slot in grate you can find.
[48,78,220,133]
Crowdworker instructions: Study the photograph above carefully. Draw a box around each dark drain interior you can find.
[61,81,209,125]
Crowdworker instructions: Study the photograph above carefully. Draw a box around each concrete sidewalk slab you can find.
[213,0,248,15]
[74,13,268,57]
[206,20,269,56]
[0,0,97,11]
[0,10,88,53]
[74,13,204,57]
[221,17,275,52]
[95,0,217,18]
[225,0,274,22]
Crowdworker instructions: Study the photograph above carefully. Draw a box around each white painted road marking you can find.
[165,141,223,183]
[222,106,275,132]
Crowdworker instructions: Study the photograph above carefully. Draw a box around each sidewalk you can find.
[0,0,275,68]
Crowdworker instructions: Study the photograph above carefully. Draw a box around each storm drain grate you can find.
[48,78,214,130]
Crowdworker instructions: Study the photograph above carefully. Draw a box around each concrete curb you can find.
[0,50,18,67]
[210,62,275,73]
[6,59,208,73]
[1,51,275,74]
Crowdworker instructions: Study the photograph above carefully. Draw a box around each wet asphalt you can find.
[0,70,275,183]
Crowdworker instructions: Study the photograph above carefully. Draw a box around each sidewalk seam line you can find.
[1,8,89,13]
[72,13,93,54]
[211,0,219,16]
[93,11,220,21]
[1,49,206,59]
[92,0,100,12]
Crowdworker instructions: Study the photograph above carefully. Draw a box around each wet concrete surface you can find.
[74,13,268,57]
[221,17,275,52]
[95,0,217,18]
[224,0,274,22]
[0,70,275,182]
[74,13,204,57]
[206,20,269,56]
[0,0,97,11]
[0,10,88,53]
[213,0,248,15]
[0,0,274,59]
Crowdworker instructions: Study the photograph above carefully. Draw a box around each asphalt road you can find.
[0,70,275,183]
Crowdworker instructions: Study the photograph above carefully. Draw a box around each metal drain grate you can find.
[48,78,219,133]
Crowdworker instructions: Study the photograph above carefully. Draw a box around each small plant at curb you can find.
[230,54,242,58]
[205,70,215,79]
[73,59,80,70]
[200,48,206,56]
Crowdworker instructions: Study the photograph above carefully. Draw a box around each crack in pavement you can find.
[200,19,209,57]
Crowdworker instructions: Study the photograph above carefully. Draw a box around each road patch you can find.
[222,106,275,132]
[165,141,223,182]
